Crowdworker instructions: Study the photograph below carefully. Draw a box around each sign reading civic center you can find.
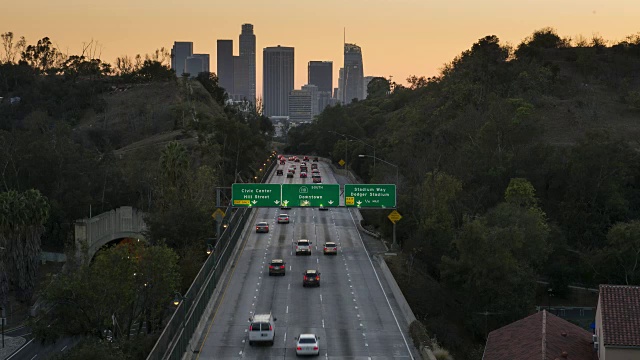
[344,184,396,208]
[231,184,282,207]
[281,184,340,208]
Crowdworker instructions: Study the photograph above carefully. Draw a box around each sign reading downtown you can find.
[231,183,282,207]
[281,184,340,208]
[344,184,396,208]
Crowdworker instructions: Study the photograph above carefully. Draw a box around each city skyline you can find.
[4,1,640,97]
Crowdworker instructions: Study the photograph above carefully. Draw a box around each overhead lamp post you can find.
[348,138,376,176]
[358,154,400,249]
[327,131,349,176]
[173,292,187,328]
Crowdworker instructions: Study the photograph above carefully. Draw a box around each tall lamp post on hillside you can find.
[327,131,349,176]
[358,154,400,249]
[348,138,376,177]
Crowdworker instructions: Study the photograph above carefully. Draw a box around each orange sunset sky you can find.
[3,0,640,96]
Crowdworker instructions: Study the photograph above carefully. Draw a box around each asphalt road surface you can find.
[4,324,80,360]
[194,158,416,359]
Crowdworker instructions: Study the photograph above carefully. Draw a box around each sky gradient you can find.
[3,0,640,96]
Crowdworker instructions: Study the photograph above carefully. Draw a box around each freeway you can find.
[193,158,417,359]
[4,324,80,360]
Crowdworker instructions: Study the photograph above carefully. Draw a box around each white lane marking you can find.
[322,319,325,328]
[290,265,292,270]
[320,294,323,302]
[30,356,37,360]
[347,209,415,359]
[317,258,319,263]
[288,283,291,290]
[239,351,243,355]
[287,306,289,313]
[61,346,68,351]
[284,332,287,344]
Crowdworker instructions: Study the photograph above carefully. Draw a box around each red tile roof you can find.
[483,310,597,360]
[600,284,640,347]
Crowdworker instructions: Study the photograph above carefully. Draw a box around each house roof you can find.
[483,310,596,360]
[600,284,640,347]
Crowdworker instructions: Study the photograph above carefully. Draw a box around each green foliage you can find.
[0,189,50,303]
[591,220,640,285]
[39,241,180,341]
[196,72,227,106]
[515,27,568,60]
[367,77,390,99]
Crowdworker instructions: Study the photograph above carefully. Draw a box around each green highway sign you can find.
[281,184,340,207]
[344,184,396,208]
[231,183,282,207]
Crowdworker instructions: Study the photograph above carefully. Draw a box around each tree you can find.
[592,221,640,285]
[1,32,26,64]
[38,242,180,342]
[196,72,228,106]
[21,37,63,74]
[406,75,428,90]
[367,77,390,99]
[0,189,50,303]
[159,141,189,189]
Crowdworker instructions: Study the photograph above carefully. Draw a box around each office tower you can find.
[343,43,364,104]
[193,54,210,73]
[185,56,203,77]
[318,91,332,113]
[363,76,375,99]
[308,61,333,93]
[171,42,193,77]
[238,24,256,103]
[233,56,247,101]
[263,46,294,117]
[302,84,319,116]
[337,68,344,103]
[217,40,234,93]
[289,89,312,122]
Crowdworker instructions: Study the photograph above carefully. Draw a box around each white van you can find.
[248,313,276,345]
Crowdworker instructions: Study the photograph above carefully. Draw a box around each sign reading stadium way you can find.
[281,184,340,208]
[344,184,396,208]
[231,184,282,207]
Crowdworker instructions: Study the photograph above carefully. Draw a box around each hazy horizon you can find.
[4,0,640,96]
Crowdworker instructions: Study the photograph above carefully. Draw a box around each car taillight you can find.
[269,266,274,269]
[269,325,272,331]
[296,246,299,249]
[280,266,285,269]
[314,346,318,350]
[256,227,259,229]
[316,276,320,280]
[324,247,327,251]
[297,347,302,350]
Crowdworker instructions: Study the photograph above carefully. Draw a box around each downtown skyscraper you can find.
[343,43,364,104]
[237,24,256,103]
[215,24,256,102]
[263,46,294,117]
[217,40,234,93]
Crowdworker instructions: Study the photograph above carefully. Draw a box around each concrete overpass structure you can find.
[74,206,147,261]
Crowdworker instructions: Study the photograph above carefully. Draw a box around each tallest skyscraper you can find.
[237,24,256,103]
[343,43,364,104]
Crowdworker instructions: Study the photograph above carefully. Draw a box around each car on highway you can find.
[311,168,320,174]
[276,169,283,176]
[277,214,290,224]
[302,269,321,287]
[319,205,329,211]
[323,242,337,255]
[313,157,319,162]
[287,172,294,178]
[288,156,295,161]
[300,165,308,172]
[295,334,320,356]
[312,175,322,183]
[268,259,286,276]
[249,313,276,345]
[255,222,269,233]
[280,160,285,165]
[300,172,307,178]
[303,156,309,161]
[295,239,312,255]
[311,163,318,170]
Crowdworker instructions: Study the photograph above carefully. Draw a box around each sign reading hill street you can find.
[231,184,282,207]
[344,184,396,208]
[281,184,340,208]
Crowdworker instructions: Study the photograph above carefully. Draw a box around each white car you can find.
[295,333,319,356]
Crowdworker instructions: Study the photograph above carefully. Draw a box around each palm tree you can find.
[160,141,189,188]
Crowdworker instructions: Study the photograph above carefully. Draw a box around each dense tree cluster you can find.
[287,28,640,355]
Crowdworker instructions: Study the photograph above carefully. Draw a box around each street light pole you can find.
[348,138,376,177]
[328,131,349,177]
